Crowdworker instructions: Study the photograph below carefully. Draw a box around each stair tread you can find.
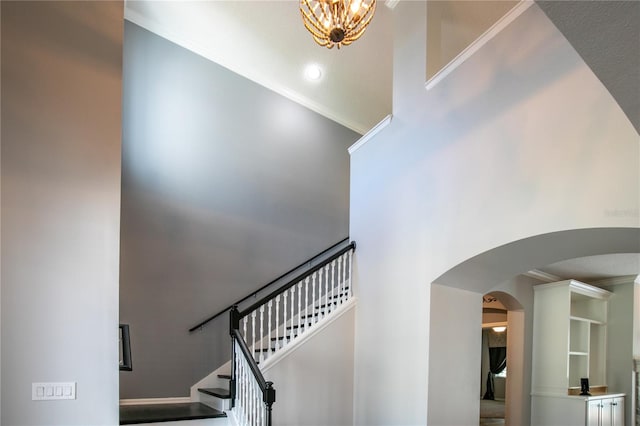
[271,335,297,341]
[119,402,225,425]
[198,387,231,399]
[287,323,313,330]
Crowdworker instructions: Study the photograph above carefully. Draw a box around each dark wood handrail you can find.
[231,328,270,390]
[230,308,276,424]
[189,237,350,332]
[238,241,355,318]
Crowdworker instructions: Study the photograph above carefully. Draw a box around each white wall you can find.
[428,284,481,426]
[350,2,638,424]
[263,306,355,426]
[604,281,636,426]
[1,2,123,425]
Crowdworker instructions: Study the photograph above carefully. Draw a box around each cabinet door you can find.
[601,398,613,426]
[609,397,624,426]
[587,400,602,426]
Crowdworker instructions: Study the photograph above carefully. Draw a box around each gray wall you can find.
[1,1,123,424]
[120,22,358,398]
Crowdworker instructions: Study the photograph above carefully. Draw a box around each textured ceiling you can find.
[537,0,640,134]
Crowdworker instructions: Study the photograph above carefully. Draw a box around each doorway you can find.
[480,292,524,426]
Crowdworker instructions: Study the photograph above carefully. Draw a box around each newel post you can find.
[229,306,240,408]
[264,381,276,426]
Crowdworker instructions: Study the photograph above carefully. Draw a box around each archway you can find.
[480,291,525,426]
[428,227,640,426]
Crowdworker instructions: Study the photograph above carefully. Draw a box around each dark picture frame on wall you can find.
[119,324,132,371]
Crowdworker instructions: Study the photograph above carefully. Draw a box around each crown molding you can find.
[348,114,392,155]
[385,0,400,10]
[425,0,534,91]
[123,10,369,135]
[523,269,562,283]
[590,275,638,287]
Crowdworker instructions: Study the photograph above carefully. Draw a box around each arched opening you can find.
[480,291,525,426]
[427,227,640,426]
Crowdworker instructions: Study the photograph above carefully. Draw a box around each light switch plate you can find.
[32,382,76,400]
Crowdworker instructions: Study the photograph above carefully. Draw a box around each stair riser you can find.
[198,394,231,412]
[126,420,228,426]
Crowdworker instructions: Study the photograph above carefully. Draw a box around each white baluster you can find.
[348,249,353,298]
[275,295,280,350]
[283,291,288,346]
[257,382,262,425]
[251,310,256,360]
[267,299,273,356]
[260,305,271,361]
[249,372,253,425]
[261,386,265,426]
[304,277,310,331]
[311,272,316,327]
[243,316,248,342]
[290,286,295,343]
[318,268,323,322]
[331,259,336,310]
[324,265,329,319]
[297,281,302,336]
[337,257,343,304]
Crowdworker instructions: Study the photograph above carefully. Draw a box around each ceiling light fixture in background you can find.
[300,0,376,49]
[304,63,323,81]
[492,326,507,333]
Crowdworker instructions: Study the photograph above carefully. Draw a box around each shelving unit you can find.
[531,280,625,426]
[532,280,610,395]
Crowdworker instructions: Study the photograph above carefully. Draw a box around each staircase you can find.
[120,241,355,425]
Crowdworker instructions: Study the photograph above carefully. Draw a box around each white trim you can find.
[260,298,357,372]
[532,392,626,400]
[348,115,392,155]
[524,269,562,283]
[119,397,191,406]
[385,0,400,10]
[590,275,638,287]
[425,0,534,91]
[123,10,368,135]
[533,279,612,299]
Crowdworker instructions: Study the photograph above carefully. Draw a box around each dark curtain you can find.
[483,346,507,400]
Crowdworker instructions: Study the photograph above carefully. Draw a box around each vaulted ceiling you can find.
[125,1,638,282]
[125,1,638,135]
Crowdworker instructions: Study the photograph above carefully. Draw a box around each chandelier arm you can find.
[345,1,375,33]
[345,3,375,38]
[302,14,332,41]
[354,3,375,38]
[301,1,333,39]
[311,0,332,33]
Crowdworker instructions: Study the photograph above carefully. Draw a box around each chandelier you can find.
[300,0,376,49]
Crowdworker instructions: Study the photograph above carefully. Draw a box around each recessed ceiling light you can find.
[304,64,323,82]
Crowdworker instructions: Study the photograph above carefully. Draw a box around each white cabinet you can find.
[587,395,625,426]
[532,394,625,426]
[532,280,611,395]
[531,280,626,426]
